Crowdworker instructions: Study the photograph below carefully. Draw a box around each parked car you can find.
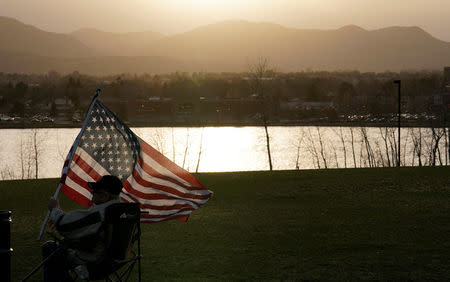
[0,114,13,121]
[30,114,54,123]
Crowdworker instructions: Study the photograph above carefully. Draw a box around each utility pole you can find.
[394,80,401,167]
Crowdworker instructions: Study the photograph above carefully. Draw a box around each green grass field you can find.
[1,167,450,281]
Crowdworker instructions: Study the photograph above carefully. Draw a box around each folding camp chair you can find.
[22,203,142,282]
[85,202,142,282]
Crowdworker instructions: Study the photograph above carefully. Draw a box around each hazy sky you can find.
[1,0,450,41]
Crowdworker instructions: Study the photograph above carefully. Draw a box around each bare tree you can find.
[171,127,176,163]
[305,128,321,169]
[31,129,45,179]
[333,127,347,168]
[379,127,392,167]
[20,132,34,179]
[386,128,398,167]
[294,129,305,169]
[360,127,375,167]
[359,137,365,167]
[20,135,26,179]
[195,128,204,173]
[445,126,449,165]
[402,128,410,166]
[430,127,445,166]
[424,128,434,166]
[349,127,357,168]
[0,165,15,180]
[149,128,167,156]
[248,56,274,171]
[409,128,417,166]
[331,143,339,168]
[447,125,450,166]
[33,130,39,179]
[56,129,67,163]
[374,140,386,167]
[182,128,190,169]
[316,127,328,169]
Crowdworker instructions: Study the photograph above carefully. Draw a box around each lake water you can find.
[0,126,447,180]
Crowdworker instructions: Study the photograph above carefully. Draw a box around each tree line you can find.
[0,69,446,123]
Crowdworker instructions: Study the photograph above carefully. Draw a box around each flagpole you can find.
[37,83,103,241]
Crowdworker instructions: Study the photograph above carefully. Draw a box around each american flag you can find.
[59,99,213,222]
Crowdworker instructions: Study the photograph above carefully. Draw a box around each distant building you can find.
[433,94,443,106]
[444,67,450,86]
[280,99,333,111]
[435,67,450,114]
[54,98,72,111]
[280,99,302,111]
[242,77,274,81]
[300,101,334,110]
[444,67,450,93]
[430,92,450,114]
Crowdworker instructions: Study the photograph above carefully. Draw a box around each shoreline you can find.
[0,120,447,129]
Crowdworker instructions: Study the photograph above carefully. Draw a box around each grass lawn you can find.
[1,167,450,281]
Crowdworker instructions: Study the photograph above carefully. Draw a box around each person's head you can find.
[88,175,122,205]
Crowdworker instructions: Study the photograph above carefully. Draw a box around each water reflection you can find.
[0,126,447,180]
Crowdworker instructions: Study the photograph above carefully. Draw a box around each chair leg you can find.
[138,256,142,282]
[138,236,142,282]
[21,247,61,281]
[122,260,138,281]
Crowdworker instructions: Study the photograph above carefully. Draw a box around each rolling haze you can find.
[1,0,450,42]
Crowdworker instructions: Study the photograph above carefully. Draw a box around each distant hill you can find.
[146,20,450,72]
[1,17,450,74]
[71,28,164,56]
[0,16,94,58]
[0,51,202,75]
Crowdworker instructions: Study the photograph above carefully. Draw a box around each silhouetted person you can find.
[42,175,122,282]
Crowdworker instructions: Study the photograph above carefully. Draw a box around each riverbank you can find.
[0,118,447,129]
[2,167,450,280]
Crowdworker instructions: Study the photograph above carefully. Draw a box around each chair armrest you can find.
[113,255,142,265]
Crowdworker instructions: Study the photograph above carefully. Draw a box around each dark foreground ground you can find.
[1,167,450,281]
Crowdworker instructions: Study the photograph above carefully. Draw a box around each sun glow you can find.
[166,0,254,14]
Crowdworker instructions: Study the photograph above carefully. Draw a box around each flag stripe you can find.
[128,199,197,212]
[68,162,96,183]
[66,169,91,192]
[128,196,199,209]
[72,155,102,181]
[119,195,192,222]
[140,141,205,189]
[141,214,189,223]
[125,176,209,206]
[136,154,196,192]
[121,195,198,215]
[72,150,107,181]
[75,148,110,176]
[61,184,91,208]
[122,180,180,200]
[140,208,195,218]
[134,162,211,199]
[136,155,210,193]
[132,164,211,200]
[121,193,195,208]
[65,174,92,201]
[140,204,196,213]
[120,191,199,209]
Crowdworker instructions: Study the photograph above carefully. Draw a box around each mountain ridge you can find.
[70,28,164,56]
[0,16,95,58]
[1,16,450,74]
